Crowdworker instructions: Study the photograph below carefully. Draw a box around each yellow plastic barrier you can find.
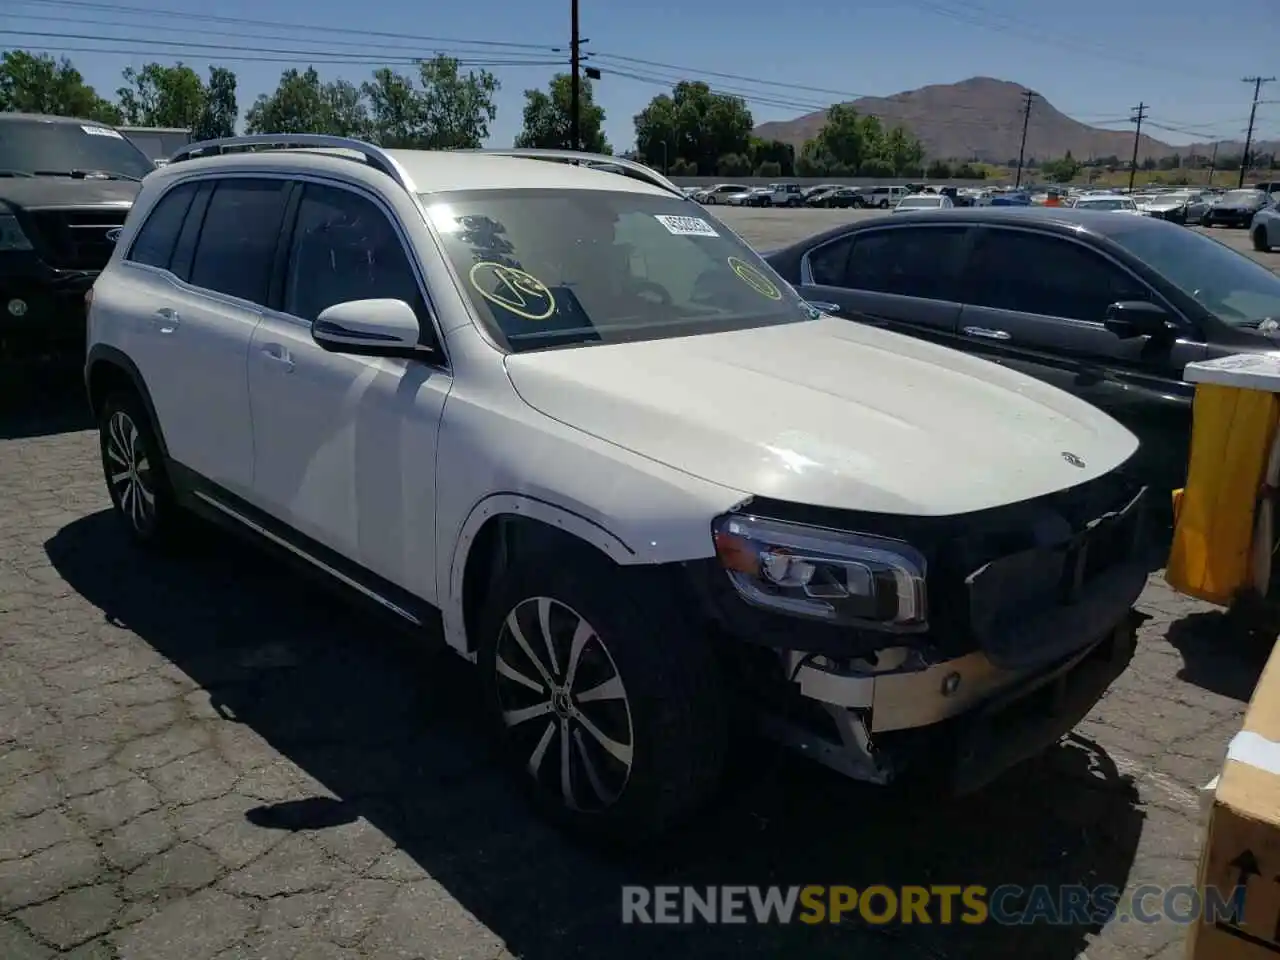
[1166,376,1280,606]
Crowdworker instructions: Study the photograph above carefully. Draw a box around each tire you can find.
[1255,227,1272,252]
[477,553,727,845]
[878,199,889,209]
[98,391,181,547]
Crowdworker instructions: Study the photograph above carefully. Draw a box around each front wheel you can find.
[879,199,889,209]
[1255,227,1272,252]
[478,556,727,845]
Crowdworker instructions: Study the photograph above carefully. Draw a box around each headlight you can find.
[711,514,928,629]
[0,214,33,252]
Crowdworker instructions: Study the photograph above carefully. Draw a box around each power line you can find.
[1240,76,1276,187]
[6,0,560,51]
[1128,102,1148,191]
[4,42,562,68]
[1014,90,1035,188]
[0,31,563,66]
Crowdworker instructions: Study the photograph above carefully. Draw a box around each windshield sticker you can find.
[468,261,556,321]
[653,214,720,238]
[81,125,123,139]
[727,257,783,300]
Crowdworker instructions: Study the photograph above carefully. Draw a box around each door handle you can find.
[804,300,843,316]
[150,308,180,334]
[962,326,1012,341]
[259,343,295,373]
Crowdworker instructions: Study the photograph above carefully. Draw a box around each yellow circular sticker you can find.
[468,261,556,321]
[727,257,783,300]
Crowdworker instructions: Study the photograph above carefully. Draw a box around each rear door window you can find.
[843,226,969,301]
[188,178,290,305]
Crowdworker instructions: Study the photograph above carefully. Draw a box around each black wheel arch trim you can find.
[85,344,171,460]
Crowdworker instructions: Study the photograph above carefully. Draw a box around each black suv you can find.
[1,113,154,362]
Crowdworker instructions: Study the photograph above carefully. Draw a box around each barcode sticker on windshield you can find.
[654,214,719,237]
[81,125,123,139]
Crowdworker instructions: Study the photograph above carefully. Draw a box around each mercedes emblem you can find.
[1061,451,1086,468]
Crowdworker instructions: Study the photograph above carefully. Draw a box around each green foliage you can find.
[749,138,794,176]
[514,73,609,153]
[0,50,119,123]
[633,81,753,175]
[795,104,926,177]
[717,152,751,176]
[926,159,952,179]
[754,160,782,177]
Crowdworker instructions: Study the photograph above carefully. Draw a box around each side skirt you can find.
[167,461,447,646]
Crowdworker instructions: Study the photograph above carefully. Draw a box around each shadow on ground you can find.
[47,511,1146,960]
[1166,609,1275,703]
[0,361,92,440]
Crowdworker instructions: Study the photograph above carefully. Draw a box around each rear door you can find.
[797,223,970,347]
[954,225,1207,418]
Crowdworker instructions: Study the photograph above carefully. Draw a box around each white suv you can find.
[85,135,1148,843]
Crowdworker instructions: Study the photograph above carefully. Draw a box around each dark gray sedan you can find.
[765,208,1280,480]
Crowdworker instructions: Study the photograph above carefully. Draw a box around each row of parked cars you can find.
[6,110,1278,845]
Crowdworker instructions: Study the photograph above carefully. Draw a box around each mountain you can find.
[753,77,1277,165]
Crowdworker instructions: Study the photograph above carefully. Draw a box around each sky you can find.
[2,0,1277,152]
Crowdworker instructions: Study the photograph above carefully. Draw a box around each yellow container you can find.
[1166,379,1280,605]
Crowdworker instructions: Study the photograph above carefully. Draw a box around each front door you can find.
[954,226,1207,420]
[247,180,451,601]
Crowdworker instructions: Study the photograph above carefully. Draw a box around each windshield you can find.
[1223,189,1264,204]
[1080,198,1132,210]
[0,119,154,179]
[1108,222,1280,327]
[423,188,814,352]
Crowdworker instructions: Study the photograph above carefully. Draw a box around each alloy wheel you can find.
[494,596,635,812]
[105,410,156,532]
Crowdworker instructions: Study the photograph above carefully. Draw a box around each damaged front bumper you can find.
[696,477,1149,791]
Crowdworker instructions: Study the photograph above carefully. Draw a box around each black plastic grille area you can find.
[27,210,126,270]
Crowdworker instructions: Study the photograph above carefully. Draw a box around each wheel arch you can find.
[85,346,170,459]
[442,495,638,659]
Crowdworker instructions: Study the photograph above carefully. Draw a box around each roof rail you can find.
[464,149,687,199]
[167,134,414,193]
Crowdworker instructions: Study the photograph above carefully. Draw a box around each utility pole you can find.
[1014,90,1035,188]
[1207,141,1219,184]
[1240,76,1275,187]
[569,0,581,152]
[1127,102,1148,192]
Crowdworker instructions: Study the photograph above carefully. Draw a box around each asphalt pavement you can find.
[0,210,1276,960]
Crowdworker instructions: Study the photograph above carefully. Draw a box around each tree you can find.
[362,68,420,146]
[926,159,952,179]
[749,138,794,176]
[245,67,368,136]
[633,81,753,175]
[0,50,119,122]
[117,63,206,129]
[717,153,750,176]
[195,66,237,140]
[796,104,924,177]
[415,56,499,149]
[1041,152,1080,183]
[514,73,609,153]
[754,159,782,177]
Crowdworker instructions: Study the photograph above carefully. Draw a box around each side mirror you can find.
[311,299,427,359]
[1104,300,1173,339]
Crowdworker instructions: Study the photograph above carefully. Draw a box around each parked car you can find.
[865,185,909,209]
[1202,188,1271,228]
[761,182,805,207]
[694,183,748,204]
[1253,203,1280,252]
[765,207,1280,436]
[0,112,155,363]
[86,137,1147,843]
[1135,190,1213,225]
[1251,181,1280,199]
[807,186,865,209]
[1066,194,1147,216]
[893,194,955,213]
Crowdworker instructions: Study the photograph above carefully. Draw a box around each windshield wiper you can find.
[32,169,142,182]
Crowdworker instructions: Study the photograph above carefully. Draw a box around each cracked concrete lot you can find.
[3,225,1279,959]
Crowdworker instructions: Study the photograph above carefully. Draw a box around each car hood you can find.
[0,177,140,210]
[504,317,1139,516]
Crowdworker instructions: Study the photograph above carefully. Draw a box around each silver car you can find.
[1253,202,1280,252]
